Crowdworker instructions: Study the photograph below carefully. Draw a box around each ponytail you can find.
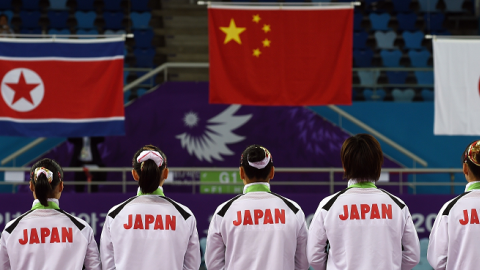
[35,173,53,206]
[139,159,162,194]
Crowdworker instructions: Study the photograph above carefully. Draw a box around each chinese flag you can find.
[209,5,353,106]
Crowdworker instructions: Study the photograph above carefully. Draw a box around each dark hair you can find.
[462,141,480,179]
[240,144,273,181]
[132,145,167,194]
[30,158,63,207]
[341,134,383,182]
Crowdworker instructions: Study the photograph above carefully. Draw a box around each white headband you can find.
[137,150,164,168]
[248,152,272,169]
[34,167,53,183]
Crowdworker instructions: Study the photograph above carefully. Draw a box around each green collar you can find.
[349,182,377,189]
[466,182,480,192]
[244,183,270,194]
[137,187,165,196]
[31,201,60,210]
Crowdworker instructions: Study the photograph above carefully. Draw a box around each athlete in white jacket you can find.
[205,145,309,270]
[428,140,480,270]
[0,158,101,270]
[307,134,420,270]
[100,144,201,270]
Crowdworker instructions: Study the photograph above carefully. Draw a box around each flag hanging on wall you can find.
[208,3,353,106]
[434,38,480,135]
[0,38,125,137]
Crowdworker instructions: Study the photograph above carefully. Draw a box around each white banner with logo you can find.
[434,39,480,135]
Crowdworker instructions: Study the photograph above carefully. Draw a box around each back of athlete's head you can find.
[30,158,63,207]
[341,134,383,182]
[462,140,480,179]
[240,144,273,181]
[132,145,167,194]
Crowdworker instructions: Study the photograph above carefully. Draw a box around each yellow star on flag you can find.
[220,19,246,44]
[262,39,271,47]
[252,14,261,23]
[262,24,271,33]
[253,48,261,57]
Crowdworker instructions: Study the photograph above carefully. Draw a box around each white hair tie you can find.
[248,148,272,169]
[34,167,53,183]
[137,150,164,169]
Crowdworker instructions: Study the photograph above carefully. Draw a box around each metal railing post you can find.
[122,170,126,193]
[450,173,455,194]
[164,67,168,82]
[329,170,334,194]
[399,172,403,195]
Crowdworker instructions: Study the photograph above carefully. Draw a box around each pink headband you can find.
[248,147,272,169]
[137,150,164,169]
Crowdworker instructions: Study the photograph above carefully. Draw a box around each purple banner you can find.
[0,192,453,243]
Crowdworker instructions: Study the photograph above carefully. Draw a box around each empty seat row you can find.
[355,30,444,50]
[356,70,433,85]
[9,10,150,30]
[0,0,150,12]
[361,13,445,32]
[356,88,434,102]
[353,49,433,68]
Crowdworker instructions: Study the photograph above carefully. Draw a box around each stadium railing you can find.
[0,167,462,195]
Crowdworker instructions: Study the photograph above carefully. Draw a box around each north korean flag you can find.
[0,38,125,137]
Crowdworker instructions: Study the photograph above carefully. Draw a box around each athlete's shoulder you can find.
[214,194,244,217]
[319,188,350,211]
[269,192,302,214]
[377,188,407,210]
[56,209,90,231]
[106,196,139,219]
[161,196,194,221]
[3,209,35,234]
[440,191,472,216]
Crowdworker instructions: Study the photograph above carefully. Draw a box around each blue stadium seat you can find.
[358,70,379,86]
[124,90,130,103]
[49,0,68,10]
[380,49,402,67]
[76,29,99,39]
[408,49,431,67]
[421,89,434,101]
[48,11,69,29]
[386,71,408,84]
[424,13,445,31]
[354,13,363,31]
[392,88,415,102]
[75,11,96,29]
[444,0,464,12]
[134,48,155,67]
[374,31,396,49]
[397,13,417,31]
[131,0,150,11]
[391,0,411,12]
[364,89,386,101]
[104,29,126,35]
[20,28,42,34]
[403,31,424,49]
[134,28,154,48]
[76,0,95,10]
[415,71,434,85]
[104,12,124,30]
[130,12,151,29]
[0,10,13,24]
[417,0,439,12]
[137,88,148,97]
[0,1,12,9]
[22,0,40,10]
[20,11,41,29]
[353,31,368,49]
[369,13,390,31]
[48,28,70,36]
[104,0,122,11]
[353,49,374,67]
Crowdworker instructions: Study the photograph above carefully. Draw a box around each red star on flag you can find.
[6,71,39,105]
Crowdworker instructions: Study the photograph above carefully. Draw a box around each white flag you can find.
[434,38,480,135]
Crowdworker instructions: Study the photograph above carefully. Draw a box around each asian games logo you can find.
[176,105,252,163]
[1,68,44,112]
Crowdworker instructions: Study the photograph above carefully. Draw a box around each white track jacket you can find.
[427,182,480,270]
[307,182,420,270]
[205,182,309,270]
[0,199,101,270]
[100,187,201,270]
